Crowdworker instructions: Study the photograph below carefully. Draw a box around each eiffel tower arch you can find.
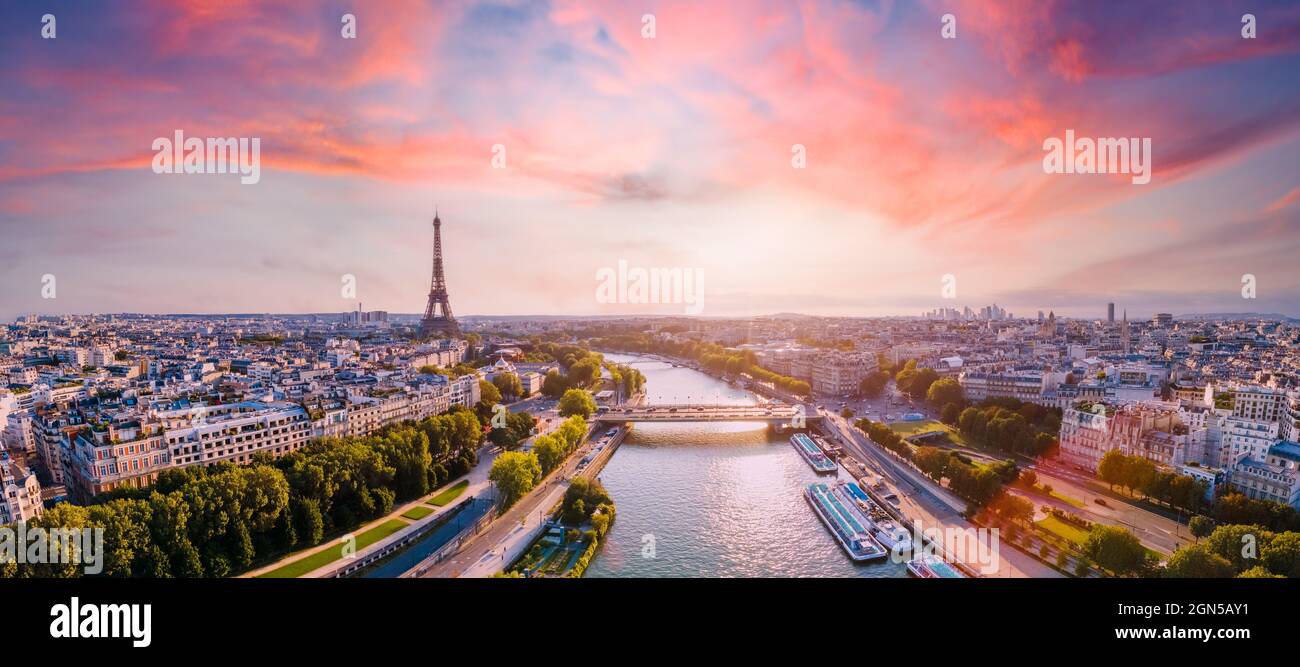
[419,212,460,338]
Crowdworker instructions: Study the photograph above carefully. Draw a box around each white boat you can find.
[906,555,967,579]
[871,515,913,553]
[841,482,913,553]
[805,483,887,562]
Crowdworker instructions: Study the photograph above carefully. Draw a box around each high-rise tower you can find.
[418,212,460,338]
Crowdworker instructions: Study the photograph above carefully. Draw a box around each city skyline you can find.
[3,2,1300,320]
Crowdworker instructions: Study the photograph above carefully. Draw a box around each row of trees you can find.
[1084,520,1300,578]
[912,445,1017,506]
[852,418,1017,508]
[1096,451,1209,514]
[1210,492,1300,532]
[2,407,484,578]
[853,418,913,460]
[1164,524,1300,578]
[533,416,591,476]
[488,415,591,509]
[587,333,811,397]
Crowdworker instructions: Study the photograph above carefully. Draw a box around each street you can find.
[821,411,1063,578]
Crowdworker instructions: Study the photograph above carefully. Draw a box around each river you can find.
[586,353,907,578]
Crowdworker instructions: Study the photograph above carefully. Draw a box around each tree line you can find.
[1096,450,1209,515]
[913,445,1019,507]
[586,333,812,397]
[488,415,590,509]
[1,407,483,578]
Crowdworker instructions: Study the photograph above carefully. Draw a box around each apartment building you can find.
[1218,416,1279,469]
[959,371,1051,406]
[0,456,43,524]
[1059,402,1201,470]
[1231,385,1288,423]
[811,353,877,396]
[1229,441,1300,507]
[63,420,172,501]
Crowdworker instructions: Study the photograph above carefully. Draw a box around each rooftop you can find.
[1270,440,1300,463]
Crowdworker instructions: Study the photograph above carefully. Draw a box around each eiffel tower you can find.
[418,211,460,338]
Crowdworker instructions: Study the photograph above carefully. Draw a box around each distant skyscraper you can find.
[1108,303,1115,324]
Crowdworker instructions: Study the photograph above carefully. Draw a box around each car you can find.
[1094,498,1108,507]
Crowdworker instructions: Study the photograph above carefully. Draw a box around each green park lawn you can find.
[1036,514,1090,545]
[888,420,966,446]
[401,505,435,521]
[257,519,407,578]
[427,479,470,506]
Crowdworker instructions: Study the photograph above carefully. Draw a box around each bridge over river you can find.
[594,404,821,424]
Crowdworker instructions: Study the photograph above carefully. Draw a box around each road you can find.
[418,421,620,578]
[821,411,1062,578]
[1027,459,1190,556]
[900,421,1191,556]
[835,380,1189,557]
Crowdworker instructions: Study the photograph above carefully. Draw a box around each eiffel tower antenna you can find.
[418,211,460,338]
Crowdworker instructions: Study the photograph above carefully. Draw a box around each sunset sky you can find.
[2,0,1299,321]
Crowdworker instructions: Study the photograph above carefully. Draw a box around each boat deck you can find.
[791,433,838,474]
[806,483,886,561]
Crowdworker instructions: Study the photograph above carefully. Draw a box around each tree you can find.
[1122,457,1157,498]
[904,368,940,400]
[840,407,855,419]
[1163,544,1234,578]
[1097,450,1126,491]
[533,434,566,475]
[1083,525,1149,576]
[541,369,570,398]
[926,378,963,407]
[1237,566,1283,578]
[489,452,541,509]
[558,389,597,418]
[1018,469,1037,488]
[1204,524,1272,573]
[1260,531,1300,578]
[568,357,602,387]
[492,372,523,401]
[1188,515,1214,543]
[478,380,501,406]
[913,447,950,482]
[858,371,889,398]
[940,402,961,425]
[563,499,587,526]
[988,492,1034,526]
